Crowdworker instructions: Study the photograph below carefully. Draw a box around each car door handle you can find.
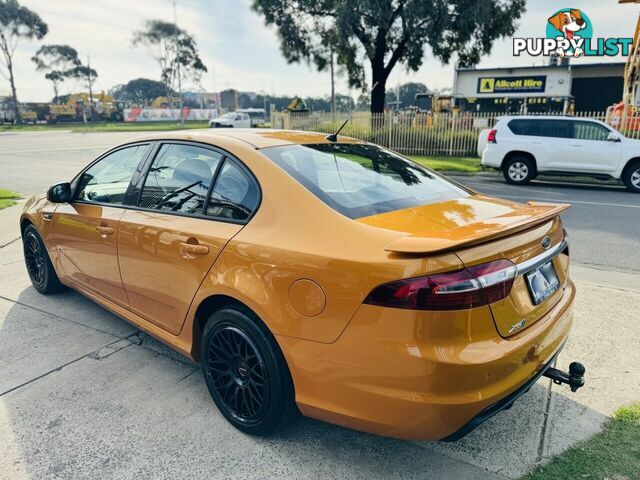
[180,242,209,255]
[96,225,114,236]
[570,144,583,147]
[41,212,53,221]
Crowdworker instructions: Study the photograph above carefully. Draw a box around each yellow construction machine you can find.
[609,0,640,130]
[48,92,126,122]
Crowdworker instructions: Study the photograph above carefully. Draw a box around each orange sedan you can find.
[20,129,584,440]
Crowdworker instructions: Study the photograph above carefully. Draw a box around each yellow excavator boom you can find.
[620,0,640,106]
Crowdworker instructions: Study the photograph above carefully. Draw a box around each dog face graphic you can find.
[548,9,587,57]
[548,9,587,40]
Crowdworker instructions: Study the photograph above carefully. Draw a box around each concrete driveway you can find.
[1,131,639,479]
[1,202,639,480]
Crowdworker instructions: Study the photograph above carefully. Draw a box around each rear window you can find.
[261,143,469,219]
[508,119,571,138]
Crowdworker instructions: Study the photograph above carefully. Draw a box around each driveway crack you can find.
[0,237,20,249]
[0,293,135,340]
[535,377,554,465]
[0,334,139,397]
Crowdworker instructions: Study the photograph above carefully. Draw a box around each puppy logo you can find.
[546,8,591,57]
[514,9,633,58]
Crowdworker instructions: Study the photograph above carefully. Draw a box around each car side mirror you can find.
[607,132,621,142]
[47,182,71,203]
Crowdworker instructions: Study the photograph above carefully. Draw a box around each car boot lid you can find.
[376,197,570,254]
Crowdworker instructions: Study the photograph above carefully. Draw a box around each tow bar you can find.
[543,361,586,392]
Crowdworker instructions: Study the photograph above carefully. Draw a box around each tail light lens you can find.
[487,129,497,143]
[364,259,516,311]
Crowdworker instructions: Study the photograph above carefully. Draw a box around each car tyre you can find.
[503,156,535,185]
[201,305,299,435]
[22,224,66,294]
[622,161,640,193]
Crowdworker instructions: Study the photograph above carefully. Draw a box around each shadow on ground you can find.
[0,267,617,479]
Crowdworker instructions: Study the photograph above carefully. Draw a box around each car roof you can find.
[499,115,600,122]
[134,129,363,149]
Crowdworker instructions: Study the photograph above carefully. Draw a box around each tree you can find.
[67,62,98,120]
[31,44,81,102]
[110,78,169,105]
[252,0,525,113]
[0,0,47,122]
[385,82,428,110]
[132,20,207,106]
[335,93,354,112]
[238,92,252,109]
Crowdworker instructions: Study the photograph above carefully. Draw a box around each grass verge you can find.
[523,403,640,479]
[0,188,21,210]
[409,155,482,173]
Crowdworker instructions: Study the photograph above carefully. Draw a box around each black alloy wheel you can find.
[201,306,298,435]
[24,230,46,288]
[207,325,268,422]
[22,225,66,294]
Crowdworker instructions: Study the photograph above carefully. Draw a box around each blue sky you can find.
[3,0,638,102]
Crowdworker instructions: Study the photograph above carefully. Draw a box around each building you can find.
[220,89,238,110]
[453,62,624,113]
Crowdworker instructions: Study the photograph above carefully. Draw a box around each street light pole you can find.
[87,55,94,122]
[173,0,184,126]
[330,49,336,124]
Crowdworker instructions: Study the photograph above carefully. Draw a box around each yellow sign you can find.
[479,78,495,93]
[477,76,546,94]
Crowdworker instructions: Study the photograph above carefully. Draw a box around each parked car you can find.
[237,108,267,127]
[481,115,640,192]
[209,112,252,128]
[21,130,584,440]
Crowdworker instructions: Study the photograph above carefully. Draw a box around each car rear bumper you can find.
[441,340,564,441]
[482,148,502,168]
[278,279,576,441]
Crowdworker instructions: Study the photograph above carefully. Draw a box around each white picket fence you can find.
[270,110,636,157]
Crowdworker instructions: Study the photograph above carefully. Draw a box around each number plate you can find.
[525,261,560,305]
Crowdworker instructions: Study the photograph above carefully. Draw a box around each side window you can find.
[538,120,572,139]
[139,143,222,214]
[508,119,538,136]
[573,121,610,141]
[206,160,259,221]
[76,144,150,205]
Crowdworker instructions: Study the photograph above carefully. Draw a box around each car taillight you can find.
[487,129,497,143]
[364,259,516,311]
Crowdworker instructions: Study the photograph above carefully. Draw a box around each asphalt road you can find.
[448,174,640,274]
[1,130,638,273]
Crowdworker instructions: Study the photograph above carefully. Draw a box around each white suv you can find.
[481,115,640,192]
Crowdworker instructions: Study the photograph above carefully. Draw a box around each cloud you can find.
[3,0,636,102]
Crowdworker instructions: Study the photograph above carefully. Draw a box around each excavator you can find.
[48,92,126,123]
[609,0,640,130]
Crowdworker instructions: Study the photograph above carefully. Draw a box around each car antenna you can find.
[326,119,349,142]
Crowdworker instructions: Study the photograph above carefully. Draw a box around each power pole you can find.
[173,0,184,126]
[330,49,336,123]
[87,55,94,122]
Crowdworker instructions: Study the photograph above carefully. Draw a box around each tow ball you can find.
[543,361,586,392]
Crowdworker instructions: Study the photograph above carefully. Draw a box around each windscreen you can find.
[261,143,470,219]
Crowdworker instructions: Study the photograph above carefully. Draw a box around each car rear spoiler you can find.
[384,202,571,254]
